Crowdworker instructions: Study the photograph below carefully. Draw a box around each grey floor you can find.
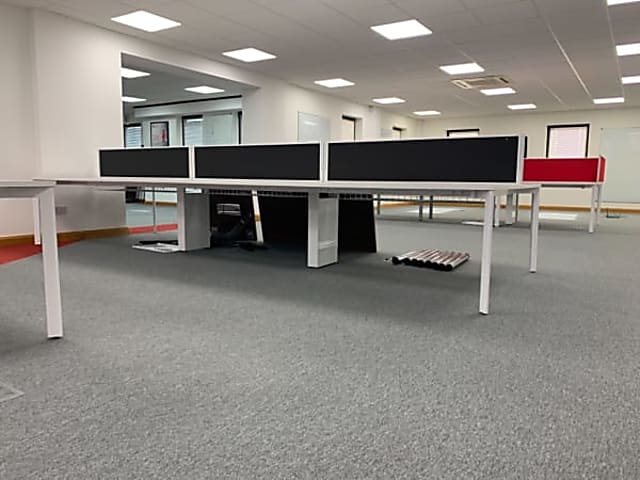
[2,209,640,479]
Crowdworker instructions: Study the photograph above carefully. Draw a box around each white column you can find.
[530,188,540,273]
[39,188,63,338]
[177,187,211,251]
[307,192,339,268]
[479,191,495,315]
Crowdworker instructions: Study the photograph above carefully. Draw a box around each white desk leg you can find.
[494,195,501,228]
[479,191,495,315]
[505,193,515,225]
[530,189,540,273]
[588,185,597,234]
[514,194,520,223]
[39,189,63,339]
[596,184,603,227]
[33,199,41,245]
[307,193,338,268]
[177,187,211,252]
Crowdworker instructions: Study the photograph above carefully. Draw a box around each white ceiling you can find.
[6,0,640,118]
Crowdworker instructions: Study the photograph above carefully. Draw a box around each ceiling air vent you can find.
[452,76,511,90]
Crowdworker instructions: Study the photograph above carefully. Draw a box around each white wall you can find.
[422,107,640,207]
[0,3,39,236]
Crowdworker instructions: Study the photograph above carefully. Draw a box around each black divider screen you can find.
[328,137,521,182]
[196,144,320,180]
[100,148,189,177]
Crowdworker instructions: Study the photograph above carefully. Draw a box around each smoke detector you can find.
[452,76,511,90]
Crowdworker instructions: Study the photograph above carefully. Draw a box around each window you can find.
[124,124,142,148]
[546,124,589,157]
[182,115,204,146]
[447,128,480,138]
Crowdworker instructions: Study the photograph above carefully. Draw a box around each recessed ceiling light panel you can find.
[439,62,485,75]
[413,110,441,116]
[314,78,355,88]
[372,97,406,104]
[622,75,640,84]
[617,42,640,56]
[480,87,516,96]
[111,10,181,32]
[121,67,150,79]
[185,86,225,94]
[608,0,640,5]
[593,97,625,104]
[222,47,276,62]
[508,103,537,110]
[371,19,432,40]
[122,96,147,103]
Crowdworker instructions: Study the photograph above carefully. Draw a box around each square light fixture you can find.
[222,47,276,62]
[593,97,625,104]
[508,103,537,110]
[616,42,640,56]
[314,78,355,88]
[185,86,225,94]
[622,75,640,84]
[608,0,640,5]
[371,19,432,40]
[122,96,147,103]
[413,110,441,116]
[121,67,150,79]
[439,62,485,75]
[111,11,181,33]
[372,97,406,104]
[480,87,516,96]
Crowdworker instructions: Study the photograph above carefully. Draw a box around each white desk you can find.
[52,178,541,315]
[1,181,62,338]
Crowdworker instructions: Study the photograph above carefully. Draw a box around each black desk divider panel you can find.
[100,148,189,178]
[328,136,521,182]
[196,143,320,180]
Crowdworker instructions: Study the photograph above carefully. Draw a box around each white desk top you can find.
[47,177,539,196]
[0,180,56,188]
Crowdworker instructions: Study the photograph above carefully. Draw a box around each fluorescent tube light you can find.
[439,62,485,75]
[413,110,441,116]
[185,86,225,94]
[122,96,146,103]
[111,11,181,32]
[314,78,355,88]
[622,75,640,84]
[121,67,150,79]
[480,87,516,96]
[372,97,406,104]
[508,103,537,110]
[617,42,640,56]
[593,97,625,104]
[222,47,276,62]
[371,19,432,40]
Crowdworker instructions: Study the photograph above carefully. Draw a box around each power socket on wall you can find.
[55,205,67,215]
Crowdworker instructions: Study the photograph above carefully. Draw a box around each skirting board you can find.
[0,226,129,247]
[382,200,640,214]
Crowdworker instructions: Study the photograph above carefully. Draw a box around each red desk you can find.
[513,157,606,233]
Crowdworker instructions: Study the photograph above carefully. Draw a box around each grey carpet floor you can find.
[1,214,640,479]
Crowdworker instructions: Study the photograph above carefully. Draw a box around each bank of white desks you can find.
[1,181,63,339]
[53,178,541,315]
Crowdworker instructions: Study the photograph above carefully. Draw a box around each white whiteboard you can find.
[601,127,640,203]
